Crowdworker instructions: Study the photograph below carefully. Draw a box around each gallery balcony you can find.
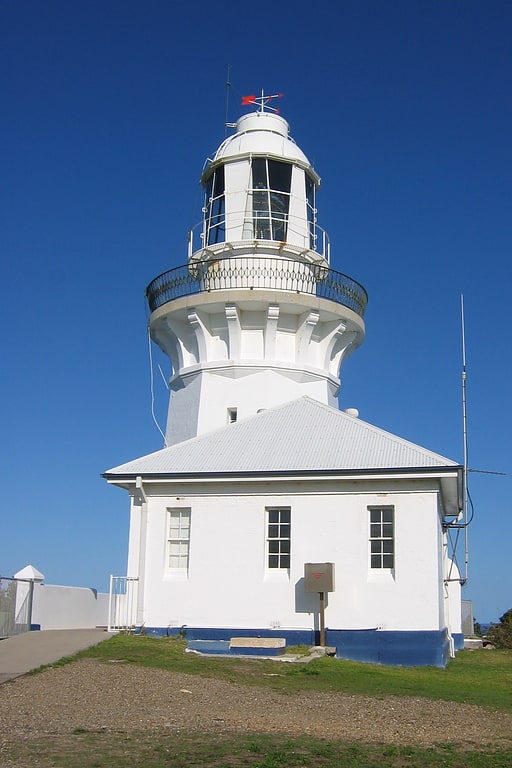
[146,255,368,318]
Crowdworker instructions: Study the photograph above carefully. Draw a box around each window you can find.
[267,508,291,569]
[168,508,191,570]
[204,166,225,245]
[250,159,292,241]
[305,173,317,250]
[227,407,237,424]
[369,507,394,569]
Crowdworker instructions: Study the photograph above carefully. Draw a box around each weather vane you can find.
[241,90,283,114]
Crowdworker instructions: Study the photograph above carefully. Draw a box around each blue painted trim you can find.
[137,626,451,667]
[326,627,451,667]
[452,632,465,651]
[30,624,41,631]
[140,626,315,645]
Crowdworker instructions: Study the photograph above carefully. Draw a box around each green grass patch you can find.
[284,644,311,655]
[3,731,512,768]
[77,634,512,712]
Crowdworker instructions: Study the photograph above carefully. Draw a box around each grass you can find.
[4,732,512,767]
[4,636,511,767]
[79,634,512,712]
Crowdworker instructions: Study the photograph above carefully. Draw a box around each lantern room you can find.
[193,110,328,263]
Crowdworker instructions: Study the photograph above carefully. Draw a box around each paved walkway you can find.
[0,629,114,684]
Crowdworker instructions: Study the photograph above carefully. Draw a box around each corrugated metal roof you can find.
[104,397,459,478]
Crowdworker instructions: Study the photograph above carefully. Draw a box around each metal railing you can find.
[146,255,368,318]
[188,214,331,263]
[108,576,139,632]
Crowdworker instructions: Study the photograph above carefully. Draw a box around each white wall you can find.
[132,477,445,633]
[31,583,109,630]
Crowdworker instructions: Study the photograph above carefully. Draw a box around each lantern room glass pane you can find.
[306,174,316,250]
[252,158,267,187]
[268,160,291,192]
[205,166,225,245]
[250,159,291,241]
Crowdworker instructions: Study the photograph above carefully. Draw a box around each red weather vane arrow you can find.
[241,90,284,114]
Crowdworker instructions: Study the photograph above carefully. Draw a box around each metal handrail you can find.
[146,255,368,318]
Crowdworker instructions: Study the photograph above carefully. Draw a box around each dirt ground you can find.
[0,659,511,748]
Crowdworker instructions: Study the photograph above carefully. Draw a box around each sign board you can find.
[304,562,335,593]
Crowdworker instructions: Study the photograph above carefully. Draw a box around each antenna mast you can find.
[461,294,469,583]
[224,65,231,138]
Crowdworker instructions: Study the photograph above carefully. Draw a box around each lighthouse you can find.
[105,95,463,667]
[145,94,367,445]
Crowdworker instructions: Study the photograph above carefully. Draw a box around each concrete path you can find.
[0,629,114,684]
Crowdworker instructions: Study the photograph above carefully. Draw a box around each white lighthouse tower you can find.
[146,94,367,445]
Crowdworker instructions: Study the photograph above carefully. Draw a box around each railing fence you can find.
[146,255,367,317]
[108,576,139,632]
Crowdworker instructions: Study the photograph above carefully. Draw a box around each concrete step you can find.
[229,637,286,656]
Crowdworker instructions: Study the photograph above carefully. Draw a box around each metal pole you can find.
[26,580,34,632]
[319,591,326,646]
[461,294,469,583]
[108,575,114,632]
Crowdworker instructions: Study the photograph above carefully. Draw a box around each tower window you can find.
[250,159,292,241]
[369,507,394,569]
[168,508,191,570]
[227,407,237,424]
[306,174,316,250]
[204,166,225,245]
[266,508,291,569]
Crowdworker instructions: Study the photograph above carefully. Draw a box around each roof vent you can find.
[344,408,359,418]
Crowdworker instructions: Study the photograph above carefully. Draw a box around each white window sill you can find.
[164,570,189,582]
[367,569,395,583]
[264,569,290,582]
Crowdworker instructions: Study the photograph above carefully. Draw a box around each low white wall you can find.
[31,583,109,630]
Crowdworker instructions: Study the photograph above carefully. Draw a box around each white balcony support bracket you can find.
[264,305,280,359]
[225,304,242,359]
[187,310,209,362]
[296,310,320,364]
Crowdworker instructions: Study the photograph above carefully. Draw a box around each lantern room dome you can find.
[211,111,311,168]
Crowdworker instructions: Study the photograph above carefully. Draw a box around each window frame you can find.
[167,507,191,571]
[266,507,291,570]
[204,166,225,245]
[250,158,292,241]
[368,506,395,571]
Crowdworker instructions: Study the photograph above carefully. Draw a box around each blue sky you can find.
[1,1,510,623]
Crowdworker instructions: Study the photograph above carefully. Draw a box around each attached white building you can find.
[105,95,463,665]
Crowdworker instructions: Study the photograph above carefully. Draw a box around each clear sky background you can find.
[1,1,510,623]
